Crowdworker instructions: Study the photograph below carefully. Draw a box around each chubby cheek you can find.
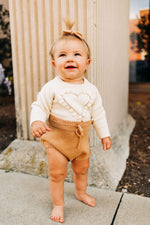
[56,65,64,73]
[53,61,64,71]
[82,62,89,71]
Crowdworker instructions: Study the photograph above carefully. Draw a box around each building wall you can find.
[129,19,141,61]
[9,0,130,144]
[129,9,149,62]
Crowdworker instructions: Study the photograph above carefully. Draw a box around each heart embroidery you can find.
[63,93,90,114]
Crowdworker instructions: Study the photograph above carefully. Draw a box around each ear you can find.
[86,59,91,68]
[52,60,56,67]
[87,59,91,65]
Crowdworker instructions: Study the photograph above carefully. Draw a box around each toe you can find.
[59,217,64,223]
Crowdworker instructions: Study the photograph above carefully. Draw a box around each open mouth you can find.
[65,65,77,69]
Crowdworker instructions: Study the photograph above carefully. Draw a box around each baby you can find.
[30,22,112,223]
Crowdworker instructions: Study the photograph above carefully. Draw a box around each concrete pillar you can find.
[9,0,129,141]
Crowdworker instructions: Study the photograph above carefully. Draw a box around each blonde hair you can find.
[49,19,91,60]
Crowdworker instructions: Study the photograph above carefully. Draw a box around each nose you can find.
[66,54,74,62]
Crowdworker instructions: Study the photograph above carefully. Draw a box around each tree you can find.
[130,11,150,81]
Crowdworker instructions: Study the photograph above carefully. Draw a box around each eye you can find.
[75,53,81,56]
[59,53,66,57]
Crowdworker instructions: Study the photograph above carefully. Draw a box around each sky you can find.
[130,0,149,19]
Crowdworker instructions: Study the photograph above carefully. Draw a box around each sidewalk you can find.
[0,169,149,225]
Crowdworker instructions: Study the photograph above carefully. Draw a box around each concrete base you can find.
[0,139,48,177]
[0,114,135,190]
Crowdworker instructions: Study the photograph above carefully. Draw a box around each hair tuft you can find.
[63,17,74,30]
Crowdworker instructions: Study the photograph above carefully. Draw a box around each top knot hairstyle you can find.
[63,18,74,30]
[49,18,91,60]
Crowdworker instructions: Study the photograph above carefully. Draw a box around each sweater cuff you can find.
[93,124,110,139]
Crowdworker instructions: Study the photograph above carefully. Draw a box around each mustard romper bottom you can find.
[40,115,91,161]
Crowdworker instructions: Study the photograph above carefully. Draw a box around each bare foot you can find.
[50,205,64,223]
[75,193,96,207]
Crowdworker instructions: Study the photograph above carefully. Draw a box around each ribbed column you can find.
[9,0,129,144]
[87,0,130,145]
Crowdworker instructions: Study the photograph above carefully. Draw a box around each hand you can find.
[31,120,51,138]
[101,136,112,151]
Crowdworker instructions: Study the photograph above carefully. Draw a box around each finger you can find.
[45,125,51,131]
[106,145,110,150]
[32,131,41,138]
[103,143,107,151]
[106,142,111,150]
[40,126,50,134]
[38,128,44,135]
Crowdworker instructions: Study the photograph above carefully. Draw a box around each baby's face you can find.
[52,38,91,83]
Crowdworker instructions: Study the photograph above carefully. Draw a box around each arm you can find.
[91,88,112,150]
[30,83,54,124]
[30,82,54,137]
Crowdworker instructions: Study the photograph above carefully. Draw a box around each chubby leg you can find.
[46,147,68,223]
[71,158,96,207]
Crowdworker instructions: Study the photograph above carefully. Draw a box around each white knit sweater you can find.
[30,76,110,139]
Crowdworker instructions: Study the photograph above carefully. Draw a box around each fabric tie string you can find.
[75,124,84,148]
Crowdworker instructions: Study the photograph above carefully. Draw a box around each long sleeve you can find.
[30,82,54,125]
[91,89,110,139]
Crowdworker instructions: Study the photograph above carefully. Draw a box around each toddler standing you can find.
[30,22,112,223]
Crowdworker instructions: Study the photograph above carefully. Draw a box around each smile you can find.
[65,65,77,69]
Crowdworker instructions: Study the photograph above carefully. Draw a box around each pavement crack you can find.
[110,193,124,225]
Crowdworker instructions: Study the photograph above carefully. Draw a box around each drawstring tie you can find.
[75,124,84,148]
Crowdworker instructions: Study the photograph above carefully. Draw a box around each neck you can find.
[59,76,84,84]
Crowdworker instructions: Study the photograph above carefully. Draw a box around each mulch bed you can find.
[0,93,150,197]
[117,93,150,197]
[0,95,16,151]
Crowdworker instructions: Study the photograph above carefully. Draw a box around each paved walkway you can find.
[0,169,150,225]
